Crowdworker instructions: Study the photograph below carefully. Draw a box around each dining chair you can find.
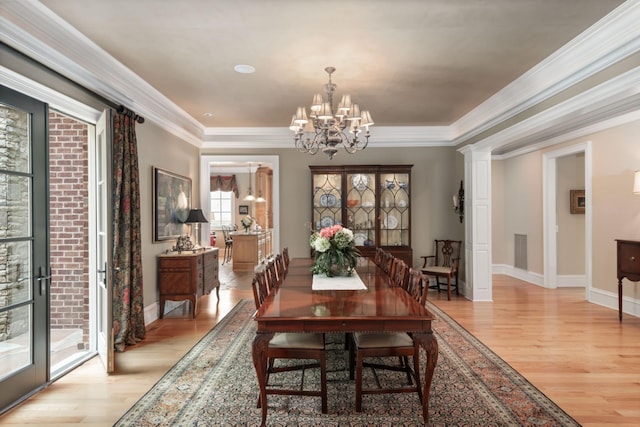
[221,225,234,265]
[420,239,462,300]
[349,271,425,412]
[250,274,328,416]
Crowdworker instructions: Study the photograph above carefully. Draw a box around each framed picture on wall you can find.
[570,189,585,214]
[238,205,249,215]
[153,167,192,242]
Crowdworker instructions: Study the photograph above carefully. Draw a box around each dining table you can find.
[252,257,438,426]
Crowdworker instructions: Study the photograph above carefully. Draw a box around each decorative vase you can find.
[243,227,249,233]
[328,256,352,277]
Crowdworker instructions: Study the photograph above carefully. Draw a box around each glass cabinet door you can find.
[345,172,376,248]
[312,173,342,231]
[379,172,410,247]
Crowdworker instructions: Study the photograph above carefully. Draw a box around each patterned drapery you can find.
[112,112,145,352]
[210,174,239,198]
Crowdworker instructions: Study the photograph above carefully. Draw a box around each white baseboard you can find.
[492,264,543,286]
[144,302,158,326]
[588,287,640,319]
[556,274,586,287]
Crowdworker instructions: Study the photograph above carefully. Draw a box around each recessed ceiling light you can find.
[203,112,213,117]
[234,64,255,74]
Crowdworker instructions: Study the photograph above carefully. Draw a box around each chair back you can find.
[406,268,428,305]
[434,240,462,270]
[390,258,409,289]
[265,258,281,292]
[251,269,269,309]
[381,251,394,274]
[274,253,286,282]
[282,247,290,273]
[221,225,233,242]
[374,248,385,267]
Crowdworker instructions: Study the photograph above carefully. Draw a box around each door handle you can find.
[36,266,52,296]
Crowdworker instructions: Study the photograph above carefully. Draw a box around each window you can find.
[210,190,233,228]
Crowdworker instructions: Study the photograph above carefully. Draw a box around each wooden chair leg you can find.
[355,352,364,412]
[447,275,451,300]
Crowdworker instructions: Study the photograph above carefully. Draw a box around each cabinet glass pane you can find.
[379,172,409,247]
[346,173,376,247]
[312,173,342,230]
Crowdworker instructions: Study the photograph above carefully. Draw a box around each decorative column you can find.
[460,146,493,301]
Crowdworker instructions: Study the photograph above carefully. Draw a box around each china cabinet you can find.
[310,165,412,266]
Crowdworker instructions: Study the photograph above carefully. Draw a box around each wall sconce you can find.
[634,170,640,194]
[453,180,464,223]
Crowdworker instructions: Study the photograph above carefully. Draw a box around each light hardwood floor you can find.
[1,263,639,426]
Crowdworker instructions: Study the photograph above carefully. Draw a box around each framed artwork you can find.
[153,167,192,242]
[238,205,249,215]
[570,189,585,214]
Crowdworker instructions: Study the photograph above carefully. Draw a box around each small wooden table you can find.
[252,258,438,426]
[616,239,640,321]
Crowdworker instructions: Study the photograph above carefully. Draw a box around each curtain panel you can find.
[210,174,239,198]
[112,112,145,352]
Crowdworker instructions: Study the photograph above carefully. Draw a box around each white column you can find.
[461,146,493,301]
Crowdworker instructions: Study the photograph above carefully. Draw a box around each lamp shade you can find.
[185,208,209,224]
[634,170,640,194]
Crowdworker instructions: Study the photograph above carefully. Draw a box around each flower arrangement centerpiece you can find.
[240,215,254,233]
[309,224,360,277]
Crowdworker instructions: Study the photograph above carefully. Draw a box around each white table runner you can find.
[312,271,367,290]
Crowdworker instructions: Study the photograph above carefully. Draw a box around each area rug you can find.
[114,299,579,426]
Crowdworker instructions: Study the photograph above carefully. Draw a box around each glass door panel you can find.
[312,173,342,230]
[379,172,410,247]
[346,173,376,247]
[0,89,49,412]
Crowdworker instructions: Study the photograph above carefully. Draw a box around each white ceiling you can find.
[2,0,639,155]
[35,0,626,126]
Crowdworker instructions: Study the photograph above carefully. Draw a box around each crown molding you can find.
[1,0,638,154]
[201,125,453,149]
[451,0,640,144]
[463,67,640,158]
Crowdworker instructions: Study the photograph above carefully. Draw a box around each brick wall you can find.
[49,111,89,348]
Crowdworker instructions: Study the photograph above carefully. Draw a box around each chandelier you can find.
[289,67,373,160]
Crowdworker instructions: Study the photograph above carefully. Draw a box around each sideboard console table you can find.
[615,239,640,321]
[157,247,219,319]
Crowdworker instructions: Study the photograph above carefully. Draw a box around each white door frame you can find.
[542,141,592,299]
[199,155,280,254]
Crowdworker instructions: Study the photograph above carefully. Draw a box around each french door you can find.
[0,86,49,411]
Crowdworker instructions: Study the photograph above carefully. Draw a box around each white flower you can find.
[339,228,354,242]
[313,236,331,253]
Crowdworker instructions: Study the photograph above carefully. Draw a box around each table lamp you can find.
[185,208,209,248]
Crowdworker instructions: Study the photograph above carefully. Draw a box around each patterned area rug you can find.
[114,300,579,426]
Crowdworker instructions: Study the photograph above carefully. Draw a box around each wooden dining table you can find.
[252,257,438,425]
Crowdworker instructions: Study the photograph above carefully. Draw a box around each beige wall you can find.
[136,122,200,306]
[556,154,585,275]
[493,118,640,302]
[492,152,544,272]
[201,146,465,269]
[588,120,640,295]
